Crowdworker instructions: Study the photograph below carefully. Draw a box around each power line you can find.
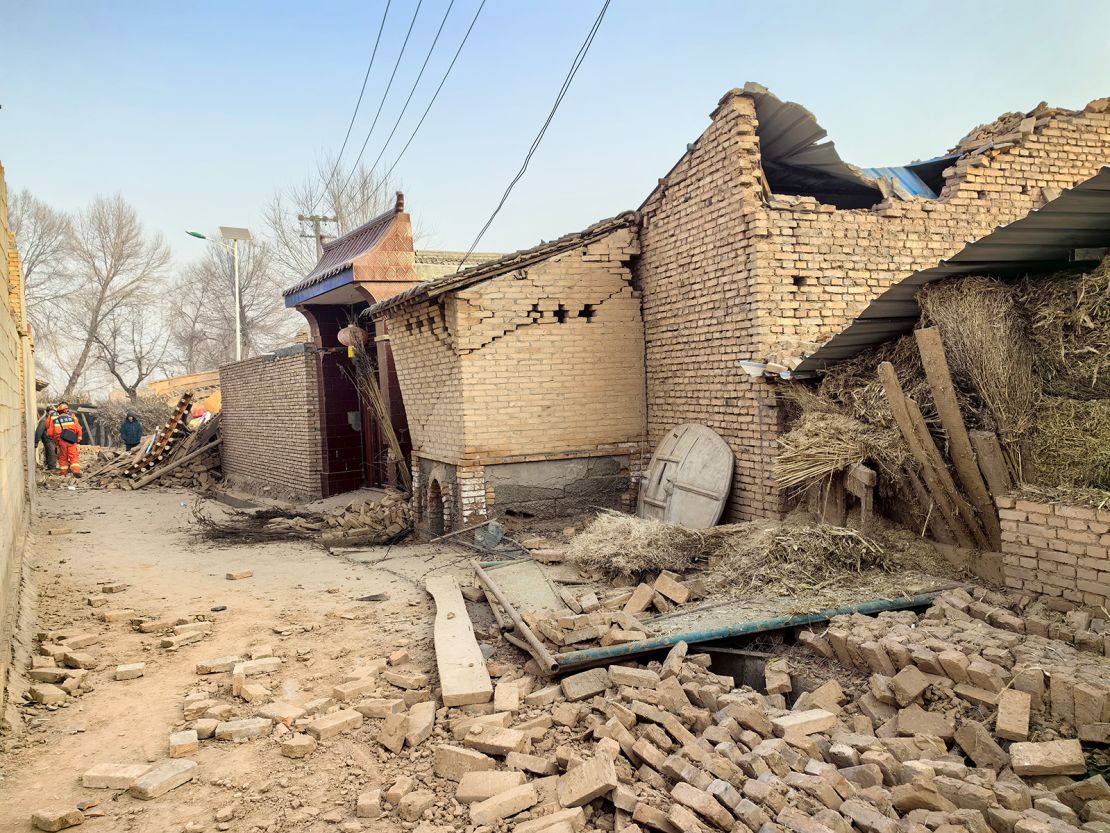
[363,0,456,183]
[347,0,487,218]
[458,0,611,269]
[311,0,393,213]
[337,0,425,196]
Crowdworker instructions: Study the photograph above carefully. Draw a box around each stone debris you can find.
[128,759,198,799]
[30,806,84,831]
[23,582,1110,832]
[113,662,145,680]
[225,569,253,580]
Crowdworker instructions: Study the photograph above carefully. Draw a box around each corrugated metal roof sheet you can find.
[282,206,398,298]
[743,83,883,201]
[794,166,1110,375]
[366,211,639,318]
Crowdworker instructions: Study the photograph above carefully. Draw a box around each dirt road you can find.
[0,487,478,833]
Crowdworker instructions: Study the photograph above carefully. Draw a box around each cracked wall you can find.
[637,91,1110,523]
[384,226,646,525]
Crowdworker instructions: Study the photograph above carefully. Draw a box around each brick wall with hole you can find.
[219,351,323,501]
[636,90,1110,522]
[997,495,1110,611]
[382,226,646,528]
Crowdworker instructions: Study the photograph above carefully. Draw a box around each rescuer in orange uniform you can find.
[46,402,83,476]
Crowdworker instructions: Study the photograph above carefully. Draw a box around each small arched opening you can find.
[427,479,445,537]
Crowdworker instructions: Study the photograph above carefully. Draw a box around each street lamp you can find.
[185,226,253,362]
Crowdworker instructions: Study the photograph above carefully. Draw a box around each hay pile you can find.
[566,511,960,599]
[1029,396,1110,488]
[918,277,1039,459]
[818,335,935,430]
[1016,257,1110,398]
[774,403,910,497]
[565,510,718,578]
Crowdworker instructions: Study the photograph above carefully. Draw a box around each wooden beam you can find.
[915,327,1002,550]
[878,362,977,549]
[425,575,493,706]
[128,438,222,489]
[904,465,955,544]
[904,395,991,551]
[969,430,1014,499]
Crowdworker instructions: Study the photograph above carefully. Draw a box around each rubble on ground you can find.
[28,577,1110,833]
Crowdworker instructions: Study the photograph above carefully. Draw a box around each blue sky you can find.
[2,0,1108,265]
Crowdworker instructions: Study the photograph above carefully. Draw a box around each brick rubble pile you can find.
[28,584,1110,833]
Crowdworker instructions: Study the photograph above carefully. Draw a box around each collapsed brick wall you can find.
[637,94,785,520]
[637,92,1110,522]
[997,495,1110,611]
[218,351,323,501]
[384,227,646,525]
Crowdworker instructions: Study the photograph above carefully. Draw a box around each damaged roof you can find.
[794,166,1110,375]
[366,211,639,318]
[282,203,401,298]
[741,83,884,204]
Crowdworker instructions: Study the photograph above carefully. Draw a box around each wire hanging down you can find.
[347,0,487,218]
[458,0,612,269]
[312,0,393,212]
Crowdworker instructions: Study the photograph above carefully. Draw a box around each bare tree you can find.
[60,195,171,399]
[7,189,72,340]
[264,155,394,283]
[169,239,298,369]
[95,305,171,401]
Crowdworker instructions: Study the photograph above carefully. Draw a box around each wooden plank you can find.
[903,395,990,551]
[904,465,955,544]
[915,327,1001,550]
[878,362,977,549]
[969,430,1013,499]
[425,576,493,706]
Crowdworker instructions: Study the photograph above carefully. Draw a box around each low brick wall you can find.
[219,350,323,501]
[997,495,1110,610]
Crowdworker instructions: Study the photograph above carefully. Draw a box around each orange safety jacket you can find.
[46,411,83,443]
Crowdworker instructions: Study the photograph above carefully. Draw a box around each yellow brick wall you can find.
[0,160,35,725]
[384,227,646,522]
[638,92,1110,523]
[387,227,645,465]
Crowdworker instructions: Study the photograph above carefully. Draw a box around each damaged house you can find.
[369,215,644,533]
[370,83,1110,534]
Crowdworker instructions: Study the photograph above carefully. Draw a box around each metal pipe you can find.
[479,583,511,632]
[553,591,942,673]
[473,561,558,674]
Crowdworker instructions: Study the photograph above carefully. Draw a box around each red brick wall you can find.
[219,351,323,501]
[997,495,1110,610]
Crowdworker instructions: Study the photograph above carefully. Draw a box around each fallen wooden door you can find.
[637,423,734,528]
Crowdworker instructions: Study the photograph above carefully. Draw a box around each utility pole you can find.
[298,214,338,259]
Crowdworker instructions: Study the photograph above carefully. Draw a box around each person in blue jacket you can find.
[121,412,143,452]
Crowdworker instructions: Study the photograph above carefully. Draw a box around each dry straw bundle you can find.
[1016,257,1110,399]
[1030,396,1110,488]
[918,277,1039,469]
[565,510,717,578]
[773,407,909,496]
[818,335,934,429]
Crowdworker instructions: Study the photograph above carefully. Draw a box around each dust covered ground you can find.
[0,488,487,833]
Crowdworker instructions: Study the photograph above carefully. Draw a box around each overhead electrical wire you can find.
[337,0,426,196]
[311,0,393,213]
[347,0,487,218]
[457,0,612,269]
[362,0,456,185]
